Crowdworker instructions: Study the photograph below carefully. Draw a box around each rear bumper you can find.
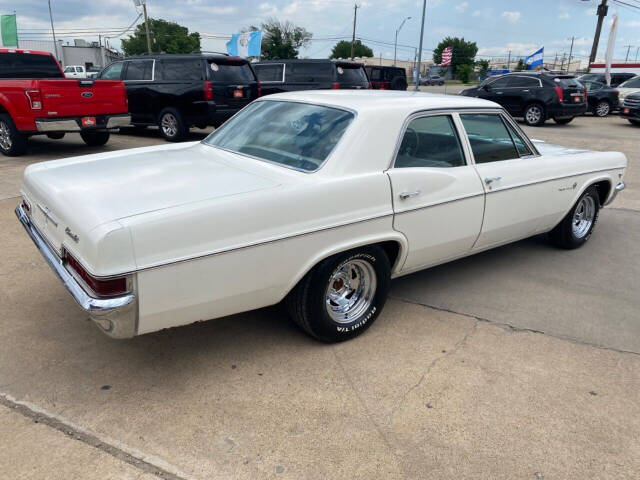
[621,106,640,119]
[15,204,138,339]
[191,100,246,126]
[547,103,588,118]
[35,113,131,133]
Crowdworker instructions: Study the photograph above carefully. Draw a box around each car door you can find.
[458,112,551,250]
[387,113,485,272]
[477,76,511,108]
[503,76,541,115]
[122,59,155,123]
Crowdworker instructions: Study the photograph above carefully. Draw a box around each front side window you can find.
[460,114,519,163]
[509,76,539,88]
[124,60,154,81]
[503,119,533,157]
[204,101,354,172]
[63,66,74,73]
[620,76,640,88]
[100,62,124,80]
[254,63,284,82]
[395,115,465,169]
[487,76,510,88]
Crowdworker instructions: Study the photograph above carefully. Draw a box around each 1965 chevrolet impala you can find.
[16,91,627,342]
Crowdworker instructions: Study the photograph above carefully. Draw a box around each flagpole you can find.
[414,0,427,91]
[47,0,59,60]
[14,10,18,47]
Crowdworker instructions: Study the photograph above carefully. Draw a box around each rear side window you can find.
[254,63,284,82]
[509,76,539,88]
[336,65,367,83]
[100,62,124,80]
[396,115,465,168]
[460,114,519,164]
[207,61,255,82]
[487,76,510,88]
[621,76,640,88]
[503,120,533,157]
[161,59,202,81]
[286,62,332,83]
[0,53,63,79]
[124,60,154,81]
[368,68,382,81]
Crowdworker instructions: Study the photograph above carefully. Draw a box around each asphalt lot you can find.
[1,110,639,479]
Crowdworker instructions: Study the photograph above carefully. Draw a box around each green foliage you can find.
[515,59,526,71]
[330,40,373,59]
[432,37,478,74]
[121,18,200,55]
[248,18,312,59]
[457,64,474,84]
[475,59,490,74]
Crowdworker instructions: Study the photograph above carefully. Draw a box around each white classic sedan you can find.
[16,91,627,342]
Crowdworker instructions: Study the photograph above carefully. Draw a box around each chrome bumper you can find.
[15,204,137,338]
[35,114,131,132]
[604,182,626,206]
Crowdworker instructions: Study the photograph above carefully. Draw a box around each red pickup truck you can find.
[0,49,130,156]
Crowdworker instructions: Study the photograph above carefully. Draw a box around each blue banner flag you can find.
[524,47,544,70]
[226,31,262,57]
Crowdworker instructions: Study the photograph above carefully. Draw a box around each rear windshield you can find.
[204,100,354,172]
[207,60,255,83]
[0,52,63,78]
[579,74,604,83]
[553,76,581,88]
[336,64,368,84]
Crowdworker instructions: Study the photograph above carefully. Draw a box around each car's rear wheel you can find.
[80,130,110,146]
[550,185,600,249]
[286,246,391,343]
[593,100,611,117]
[553,116,574,125]
[0,113,27,156]
[524,103,546,126]
[629,119,640,126]
[158,108,187,142]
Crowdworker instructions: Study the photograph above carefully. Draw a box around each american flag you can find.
[441,46,453,66]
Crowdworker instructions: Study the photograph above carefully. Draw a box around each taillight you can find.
[66,253,128,297]
[21,198,31,213]
[25,89,42,109]
[554,86,564,103]
[203,81,213,101]
[584,86,588,101]
[257,81,262,98]
[613,90,620,96]
[332,82,340,89]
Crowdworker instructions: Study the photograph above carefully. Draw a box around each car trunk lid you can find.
[554,76,586,104]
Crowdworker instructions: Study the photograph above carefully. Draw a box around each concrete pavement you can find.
[1,113,639,479]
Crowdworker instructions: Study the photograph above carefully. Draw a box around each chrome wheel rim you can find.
[526,106,542,124]
[572,195,596,238]
[325,259,377,324]
[0,121,12,150]
[161,113,178,137]
[596,102,610,117]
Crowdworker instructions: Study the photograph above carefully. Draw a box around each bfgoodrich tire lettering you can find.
[550,185,600,249]
[285,246,391,343]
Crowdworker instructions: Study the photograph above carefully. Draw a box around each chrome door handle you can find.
[484,177,502,184]
[399,190,421,200]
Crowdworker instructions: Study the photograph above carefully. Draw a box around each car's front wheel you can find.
[550,185,600,249]
[593,100,611,117]
[286,246,391,342]
[629,119,640,126]
[524,103,546,126]
[0,113,27,156]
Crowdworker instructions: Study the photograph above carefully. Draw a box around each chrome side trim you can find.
[604,181,626,206]
[394,192,484,215]
[35,114,131,132]
[15,204,135,313]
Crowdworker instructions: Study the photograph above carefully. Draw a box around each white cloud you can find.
[207,6,237,14]
[558,12,570,20]
[501,11,522,23]
[455,2,468,13]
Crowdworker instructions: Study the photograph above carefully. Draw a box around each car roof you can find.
[123,53,247,62]
[257,90,498,114]
[257,59,364,66]
[0,48,53,57]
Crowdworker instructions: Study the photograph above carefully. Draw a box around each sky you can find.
[4,0,640,65]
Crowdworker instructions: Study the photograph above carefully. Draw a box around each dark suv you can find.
[621,91,640,126]
[460,72,588,126]
[577,72,635,88]
[364,66,407,90]
[253,59,369,96]
[99,53,260,141]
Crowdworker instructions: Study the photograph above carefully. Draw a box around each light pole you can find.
[415,0,427,91]
[394,16,411,66]
[47,0,59,61]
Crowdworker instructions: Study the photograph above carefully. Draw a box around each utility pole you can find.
[47,0,59,61]
[140,0,152,54]
[507,50,511,70]
[567,36,575,73]
[624,45,632,62]
[635,46,639,62]
[552,53,558,70]
[394,16,411,66]
[589,0,609,65]
[415,0,427,91]
[350,3,359,60]
[560,52,566,71]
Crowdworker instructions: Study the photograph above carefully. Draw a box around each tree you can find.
[475,59,490,75]
[245,18,311,59]
[121,18,200,55]
[432,37,478,75]
[457,64,474,84]
[515,59,526,71]
[330,40,373,59]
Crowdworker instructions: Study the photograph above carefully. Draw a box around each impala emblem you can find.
[65,227,79,243]
[81,92,93,98]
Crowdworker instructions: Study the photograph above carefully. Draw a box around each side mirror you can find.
[482,84,490,91]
